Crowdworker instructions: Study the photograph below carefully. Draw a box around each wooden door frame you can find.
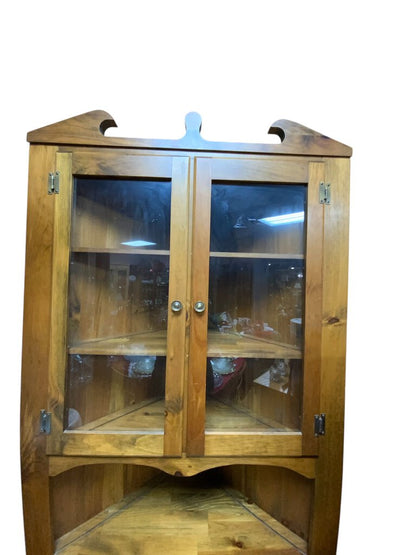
[186,155,325,458]
[46,149,190,457]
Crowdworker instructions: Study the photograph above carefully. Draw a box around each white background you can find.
[1,1,415,553]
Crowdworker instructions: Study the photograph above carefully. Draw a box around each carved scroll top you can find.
[27,110,352,157]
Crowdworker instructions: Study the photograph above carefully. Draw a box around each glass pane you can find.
[210,183,305,254]
[206,182,306,433]
[65,178,171,431]
[206,357,302,431]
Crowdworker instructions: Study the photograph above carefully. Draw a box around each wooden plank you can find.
[308,158,350,555]
[68,329,167,355]
[93,402,165,431]
[76,398,163,431]
[207,331,302,359]
[47,152,73,454]
[210,251,304,259]
[301,162,326,455]
[61,432,164,457]
[204,434,302,457]
[187,158,212,455]
[48,456,317,480]
[50,463,125,540]
[237,465,313,547]
[20,145,57,555]
[205,399,295,432]
[72,246,170,255]
[164,157,190,456]
[54,476,306,554]
[71,149,173,178]
[211,157,311,183]
[28,110,352,157]
[69,329,302,358]
[224,486,308,553]
[72,397,297,435]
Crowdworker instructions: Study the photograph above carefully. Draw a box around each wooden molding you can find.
[27,110,352,157]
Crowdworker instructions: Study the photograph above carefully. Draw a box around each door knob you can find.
[194,301,206,313]
[171,300,183,313]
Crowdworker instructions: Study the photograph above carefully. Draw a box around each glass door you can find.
[48,153,189,457]
[187,158,324,456]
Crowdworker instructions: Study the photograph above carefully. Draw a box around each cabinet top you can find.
[27,110,352,157]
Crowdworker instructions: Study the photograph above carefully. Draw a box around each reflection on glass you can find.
[206,357,302,432]
[210,183,306,254]
[208,258,304,346]
[68,253,170,345]
[206,182,306,433]
[65,355,166,431]
[72,178,171,251]
[65,178,171,432]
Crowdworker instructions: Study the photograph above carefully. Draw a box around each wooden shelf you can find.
[207,331,302,359]
[210,251,304,259]
[69,330,302,359]
[254,370,290,393]
[73,398,296,434]
[69,330,168,356]
[72,246,170,256]
[75,397,165,431]
[54,475,307,554]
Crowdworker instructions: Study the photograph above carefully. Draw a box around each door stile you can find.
[309,157,350,554]
[301,162,325,455]
[164,157,190,456]
[47,151,73,454]
[186,158,212,455]
[21,145,58,555]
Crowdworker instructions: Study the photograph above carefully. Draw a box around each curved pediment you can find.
[27,110,352,157]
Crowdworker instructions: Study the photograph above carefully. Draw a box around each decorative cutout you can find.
[268,125,285,143]
[184,112,202,135]
[99,116,117,136]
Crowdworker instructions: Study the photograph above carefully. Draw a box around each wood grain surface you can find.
[55,475,307,554]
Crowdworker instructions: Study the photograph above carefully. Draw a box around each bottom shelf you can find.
[55,475,307,554]
[76,397,296,433]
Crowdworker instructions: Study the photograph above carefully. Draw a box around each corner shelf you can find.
[210,251,304,259]
[69,330,302,359]
[54,475,307,554]
[68,330,168,356]
[71,398,297,434]
[72,247,170,256]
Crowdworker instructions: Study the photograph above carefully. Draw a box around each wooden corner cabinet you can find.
[21,110,351,554]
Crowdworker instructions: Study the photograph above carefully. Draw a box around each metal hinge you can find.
[48,171,60,194]
[314,413,326,436]
[319,182,331,204]
[40,409,51,434]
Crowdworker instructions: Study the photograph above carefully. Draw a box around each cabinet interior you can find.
[51,464,312,554]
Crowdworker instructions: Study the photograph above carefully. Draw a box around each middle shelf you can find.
[69,330,302,359]
[73,397,297,434]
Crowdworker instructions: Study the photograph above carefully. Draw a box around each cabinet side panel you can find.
[50,463,161,540]
[20,145,57,555]
[309,158,350,555]
[50,464,124,540]
[221,465,313,543]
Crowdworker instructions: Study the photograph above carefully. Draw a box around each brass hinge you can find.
[40,409,51,434]
[314,413,326,436]
[319,182,331,204]
[48,171,60,194]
